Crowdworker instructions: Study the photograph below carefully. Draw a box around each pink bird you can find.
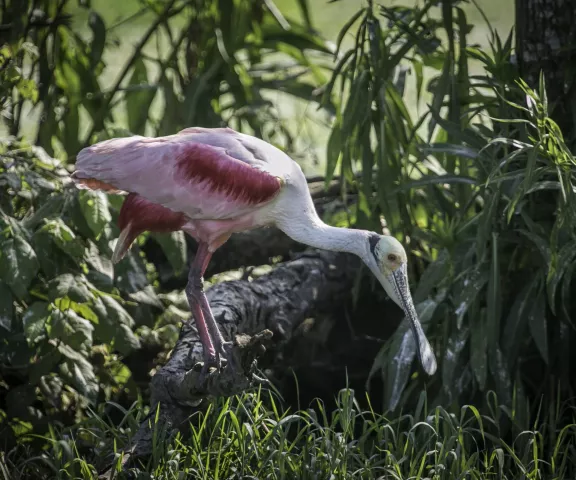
[72,127,437,380]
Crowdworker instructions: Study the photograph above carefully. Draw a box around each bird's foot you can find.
[192,348,224,388]
[216,340,236,372]
[193,358,221,389]
[192,342,237,388]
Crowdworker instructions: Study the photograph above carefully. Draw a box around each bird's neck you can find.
[278,210,369,259]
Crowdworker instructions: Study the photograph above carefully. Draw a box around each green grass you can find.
[4,388,576,479]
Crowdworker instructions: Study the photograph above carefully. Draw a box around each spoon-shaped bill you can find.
[389,264,437,375]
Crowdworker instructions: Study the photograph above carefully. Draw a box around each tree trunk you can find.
[515,0,576,138]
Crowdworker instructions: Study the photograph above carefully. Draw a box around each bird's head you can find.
[362,234,437,376]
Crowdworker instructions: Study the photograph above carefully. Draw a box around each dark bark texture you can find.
[515,0,576,138]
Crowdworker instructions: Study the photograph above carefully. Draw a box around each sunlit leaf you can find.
[58,343,98,402]
[48,308,94,351]
[78,189,111,238]
[40,219,85,260]
[22,302,49,344]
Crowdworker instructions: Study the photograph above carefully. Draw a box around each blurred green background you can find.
[14,0,514,175]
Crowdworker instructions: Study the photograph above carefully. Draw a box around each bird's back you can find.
[73,127,294,221]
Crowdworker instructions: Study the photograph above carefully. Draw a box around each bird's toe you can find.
[194,360,219,389]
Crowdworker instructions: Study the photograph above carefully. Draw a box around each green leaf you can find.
[470,310,487,390]
[22,302,49,344]
[325,121,342,185]
[48,308,94,351]
[100,295,134,328]
[0,282,13,331]
[84,239,114,281]
[150,231,188,275]
[486,233,501,348]
[29,348,62,384]
[88,11,106,67]
[126,57,156,134]
[442,326,469,402]
[22,194,65,230]
[488,346,512,405]
[547,242,576,311]
[0,235,40,299]
[429,107,487,150]
[48,274,93,303]
[58,343,98,402]
[16,78,38,102]
[398,174,478,192]
[414,250,450,303]
[40,219,85,260]
[295,0,313,29]
[78,190,112,238]
[527,287,548,364]
[93,296,140,354]
[334,7,365,57]
[420,143,480,160]
[517,229,551,265]
[114,250,149,293]
[502,276,539,363]
[261,19,332,54]
[453,266,488,328]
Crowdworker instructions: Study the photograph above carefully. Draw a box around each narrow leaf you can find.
[79,190,112,238]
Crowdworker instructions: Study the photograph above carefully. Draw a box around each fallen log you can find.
[99,249,362,475]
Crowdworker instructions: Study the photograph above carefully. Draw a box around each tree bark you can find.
[99,249,362,475]
[515,0,576,138]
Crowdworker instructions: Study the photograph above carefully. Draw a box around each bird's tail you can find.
[112,224,132,264]
[111,222,139,264]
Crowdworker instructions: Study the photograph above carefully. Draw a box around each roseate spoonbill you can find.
[72,127,437,379]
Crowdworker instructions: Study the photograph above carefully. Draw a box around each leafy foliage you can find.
[0,0,334,449]
[1,0,333,161]
[0,140,180,446]
[6,389,576,479]
[323,1,576,415]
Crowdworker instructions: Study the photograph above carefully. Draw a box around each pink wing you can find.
[72,128,284,220]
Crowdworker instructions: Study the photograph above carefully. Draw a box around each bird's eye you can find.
[388,254,397,262]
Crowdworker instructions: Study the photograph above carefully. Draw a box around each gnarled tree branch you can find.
[99,249,362,476]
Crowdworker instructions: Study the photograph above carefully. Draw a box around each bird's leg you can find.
[197,292,235,371]
[193,243,230,357]
[186,242,231,376]
[186,244,219,380]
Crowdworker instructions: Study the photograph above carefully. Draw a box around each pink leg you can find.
[186,242,228,370]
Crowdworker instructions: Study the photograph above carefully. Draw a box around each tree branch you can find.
[99,250,361,475]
